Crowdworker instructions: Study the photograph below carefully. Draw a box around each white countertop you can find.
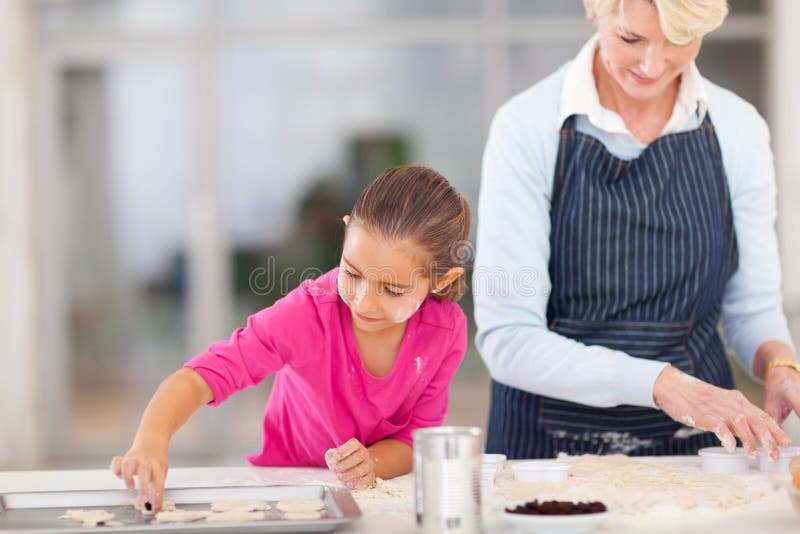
[0,457,798,533]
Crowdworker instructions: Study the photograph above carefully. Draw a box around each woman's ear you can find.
[433,267,465,294]
[583,0,597,22]
[342,215,351,226]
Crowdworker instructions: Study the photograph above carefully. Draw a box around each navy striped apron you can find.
[486,113,739,458]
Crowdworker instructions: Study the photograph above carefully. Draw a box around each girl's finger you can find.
[324,448,339,470]
[333,447,367,473]
[349,470,376,490]
[336,438,362,460]
[121,458,138,490]
[151,466,166,512]
[340,460,371,483]
[137,464,152,504]
[110,456,123,477]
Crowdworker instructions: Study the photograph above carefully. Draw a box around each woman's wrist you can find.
[765,360,800,377]
[754,340,797,380]
[652,365,679,409]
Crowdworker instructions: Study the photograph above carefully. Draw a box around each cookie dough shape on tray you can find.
[205,510,267,522]
[276,499,326,512]
[283,510,323,520]
[210,500,271,512]
[60,509,117,527]
[155,510,210,523]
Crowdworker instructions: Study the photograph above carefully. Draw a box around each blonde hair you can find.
[590,0,728,45]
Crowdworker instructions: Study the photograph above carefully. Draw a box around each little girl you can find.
[111,165,471,510]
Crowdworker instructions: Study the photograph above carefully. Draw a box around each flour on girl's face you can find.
[390,299,422,324]
[337,225,437,331]
[338,276,370,310]
[353,279,369,308]
[339,274,422,325]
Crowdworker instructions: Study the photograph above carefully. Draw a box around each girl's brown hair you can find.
[348,165,472,301]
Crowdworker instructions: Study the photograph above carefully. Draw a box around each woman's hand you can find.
[763,366,800,426]
[325,438,377,490]
[653,366,790,460]
[756,340,800,427]
[110,435,169,511]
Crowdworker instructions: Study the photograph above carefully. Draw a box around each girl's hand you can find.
[653,366,791,460]
[325,438,377,490]
[110,436,169,511]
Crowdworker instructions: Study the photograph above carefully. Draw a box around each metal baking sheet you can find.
[0,485,361,533]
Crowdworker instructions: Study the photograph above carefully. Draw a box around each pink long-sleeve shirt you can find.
[185,268,467,467]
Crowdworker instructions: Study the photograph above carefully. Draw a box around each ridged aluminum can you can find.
[413,426,482,533]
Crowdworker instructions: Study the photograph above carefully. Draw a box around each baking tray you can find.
[0,485,361,533]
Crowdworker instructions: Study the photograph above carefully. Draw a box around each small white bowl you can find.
[698,447,749,473]
[757,446,800,473]
[512,461,570,483]
[787,484,800,517]
[482,453,507,465]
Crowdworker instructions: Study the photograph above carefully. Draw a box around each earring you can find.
[431,289,439,294]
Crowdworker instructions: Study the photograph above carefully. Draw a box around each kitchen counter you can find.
[0,456,798,533]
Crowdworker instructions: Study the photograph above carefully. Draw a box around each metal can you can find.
[413,426,483,533]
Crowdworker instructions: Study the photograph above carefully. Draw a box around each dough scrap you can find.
[205,510,266,522]
[60,509,116,527]
[210,500,270,512]
[276,498,325,512]
[155,510,209,523]
[283,510,323,520]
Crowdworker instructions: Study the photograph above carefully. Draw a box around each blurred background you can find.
[2,0,800,469]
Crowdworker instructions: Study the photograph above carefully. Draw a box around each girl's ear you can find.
[342,215,351,226]
[433,267,465,294]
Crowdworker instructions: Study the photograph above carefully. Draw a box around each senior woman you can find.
[474,0,800,459]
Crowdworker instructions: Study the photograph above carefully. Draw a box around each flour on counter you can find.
[350,475,414,521]
[352,476,412,501]
[497,454,779,515]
